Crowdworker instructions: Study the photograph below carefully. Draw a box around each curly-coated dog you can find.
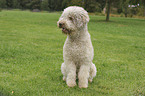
[57,6,97,88]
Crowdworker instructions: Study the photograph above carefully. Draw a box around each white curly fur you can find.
[57,6,97,88]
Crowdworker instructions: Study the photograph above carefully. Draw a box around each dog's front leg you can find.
[78,63,90,88]
[65,60,76,87]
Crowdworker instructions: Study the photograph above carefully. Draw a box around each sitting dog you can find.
[57,6,97,88]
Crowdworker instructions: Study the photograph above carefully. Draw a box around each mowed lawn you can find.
[0,10,145,96]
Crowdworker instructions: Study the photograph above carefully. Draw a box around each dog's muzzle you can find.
[58,23,71,34]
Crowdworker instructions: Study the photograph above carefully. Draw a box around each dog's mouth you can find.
[58,22,72,34]
[61,27,71,34]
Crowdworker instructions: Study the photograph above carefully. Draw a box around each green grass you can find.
[0,10,145,96]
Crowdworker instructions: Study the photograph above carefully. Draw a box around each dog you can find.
[57,6,97,88]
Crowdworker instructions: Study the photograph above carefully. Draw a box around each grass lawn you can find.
[0,10,145,96]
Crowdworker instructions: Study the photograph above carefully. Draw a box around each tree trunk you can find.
[106,0,111,21]
[125,8,127,17]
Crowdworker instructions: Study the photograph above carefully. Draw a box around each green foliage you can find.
[61,0,69,10]
[0,0,106,12]
[120,13,124,17]
[6,0,13,8]
[19,0,31,9]
[122,0,129,17]
[41,0,49,11]
[126,6,145,17]
[69,0,83,7]
[84,0,99,12]
[0,0,7,8]
[29,0,41,10]
[0,10,145,96]
[0,0,145,15]
[12,0,20,8]
[97,0,106,10]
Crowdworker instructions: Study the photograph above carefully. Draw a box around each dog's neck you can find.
[67,24,89,41]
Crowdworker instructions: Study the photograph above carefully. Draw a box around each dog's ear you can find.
[73,12,89,28]
[82,13,89,23]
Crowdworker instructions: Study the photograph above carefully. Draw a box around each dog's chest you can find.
[63,40,88,60]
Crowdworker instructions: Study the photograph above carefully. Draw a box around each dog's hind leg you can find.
[89,63,97,83]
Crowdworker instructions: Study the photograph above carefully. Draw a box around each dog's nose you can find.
[59,23,63,28]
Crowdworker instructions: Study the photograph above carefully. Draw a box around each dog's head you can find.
[57,6,89,35]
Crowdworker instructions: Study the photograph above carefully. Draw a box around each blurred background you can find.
[0,0,145,20]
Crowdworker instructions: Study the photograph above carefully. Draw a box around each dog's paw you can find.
[79,84,88,88]
[67,80,76,87]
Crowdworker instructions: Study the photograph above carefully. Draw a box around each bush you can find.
[120,13,124,17]
[117,8,123,14]
[12,9,21,11]
[128,14,133,18]
[136,7,144,16]
[95,12,105,16]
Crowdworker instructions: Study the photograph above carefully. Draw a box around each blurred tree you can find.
[29,0,41,10]
[12,0,20,8]
[144,3,145,16]
[48,0,55,11]
[106,0,111,21]
[105,0,125,21]
[140,0,145,16]
[115,0,123,14]
[96,0,106,11]
[69,0,83,7]
[0,0,7,8]
[127,0,145,17]
[62,0,69,10]
[2,0,144,17]
[6,0,13,8]
[41,0,49,11]
[47,0,62,11]
[19,0,30,9]
[122,0,129,17]
[54,0,64,11]
[84,0,100,12]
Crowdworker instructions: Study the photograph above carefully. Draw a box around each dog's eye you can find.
[69,17,73,20]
